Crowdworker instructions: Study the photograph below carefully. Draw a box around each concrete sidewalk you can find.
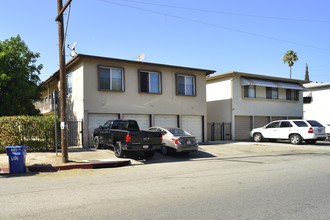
[0,148,131,174]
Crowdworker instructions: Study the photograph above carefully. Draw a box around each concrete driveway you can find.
[1,141,329,173]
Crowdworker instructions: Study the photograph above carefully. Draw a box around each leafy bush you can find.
[0,116,59,153]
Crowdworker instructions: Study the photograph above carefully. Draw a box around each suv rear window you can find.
[307,120,324,127]
[293,121,308,127]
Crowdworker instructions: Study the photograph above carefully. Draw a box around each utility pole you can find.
[56,0,72,163]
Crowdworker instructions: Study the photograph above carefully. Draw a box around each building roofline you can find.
[207,71,308,85]
[303,82,330,89]
[43,53,216,84]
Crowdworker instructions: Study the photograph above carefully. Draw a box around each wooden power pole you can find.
[56,0,72,163]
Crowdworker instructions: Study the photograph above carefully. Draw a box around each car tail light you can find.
[172,138,180,145]
[308,127,314,133]
[160,134,163,142]
[125,134,132,143]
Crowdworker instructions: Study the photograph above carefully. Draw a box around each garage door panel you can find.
[254,116,269,128]
[235,116,251,140]
[123,114,150,130]
[182,116,203,142]
[272,116,286,121]
[154,115,178,128]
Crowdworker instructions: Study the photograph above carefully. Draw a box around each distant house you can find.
[35,54,215,147]
[206,71,306,140]
[303,82,330,125]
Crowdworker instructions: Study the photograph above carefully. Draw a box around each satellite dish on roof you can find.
[67,41,77,57]
[136,53,145,62]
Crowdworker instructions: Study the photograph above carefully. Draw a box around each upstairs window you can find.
[98,66,124,91]
[286,89,299,100]
[266,87,278,99]
[243,85,256,98]
[67,72,72,94]
[139,71,162,94]
[176,74,196,96]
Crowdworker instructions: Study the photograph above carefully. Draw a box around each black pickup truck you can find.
[93,119,163,158]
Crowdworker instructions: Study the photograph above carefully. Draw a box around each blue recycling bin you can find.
[6,146,28,174]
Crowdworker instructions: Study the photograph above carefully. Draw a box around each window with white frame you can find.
[286,89,299,100]
[139,71,162,94]
[98,66,124,91]
[243,85,256,98]
[266,87,278,99]
[176,74,196,96]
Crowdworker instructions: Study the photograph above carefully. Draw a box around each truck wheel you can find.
[144,151,155,159]
[93,136,101,149]
[114,141,125,158]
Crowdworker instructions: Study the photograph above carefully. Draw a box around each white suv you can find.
[250,120,326,145]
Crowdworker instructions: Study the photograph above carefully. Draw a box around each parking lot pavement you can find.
[1,141,329,173]
[200,141,330,158]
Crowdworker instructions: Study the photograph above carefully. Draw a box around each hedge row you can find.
[0,116,59,153]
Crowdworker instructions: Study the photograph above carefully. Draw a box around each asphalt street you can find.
[0,141,329,220]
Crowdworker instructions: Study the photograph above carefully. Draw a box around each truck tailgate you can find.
[130,130,162,145]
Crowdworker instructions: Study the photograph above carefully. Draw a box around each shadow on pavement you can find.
[137,150,217,165]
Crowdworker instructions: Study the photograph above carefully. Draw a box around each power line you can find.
[115,0,330,23]
[98,0,330,52]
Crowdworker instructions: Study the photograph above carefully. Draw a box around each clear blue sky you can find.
[1,0,329,82]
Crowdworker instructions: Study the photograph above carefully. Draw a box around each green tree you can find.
[283,50,299,79]
[305,63,310,81]
[0,35,42,116]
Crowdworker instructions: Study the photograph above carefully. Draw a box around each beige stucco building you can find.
[206,72,306,140]
[37,54,215,147]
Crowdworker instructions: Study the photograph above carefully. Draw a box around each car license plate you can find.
[143,145,149,149]
[187,140,191,144]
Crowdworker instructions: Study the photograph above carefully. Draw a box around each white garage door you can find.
[88,113,119,147]
[123,114,150,130]
[154,115,178,128]
[235,116,251,140]
[182,115,203,142]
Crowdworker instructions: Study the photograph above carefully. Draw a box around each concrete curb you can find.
[0,159,131,174]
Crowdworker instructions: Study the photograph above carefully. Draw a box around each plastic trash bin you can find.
[6,146,28,174]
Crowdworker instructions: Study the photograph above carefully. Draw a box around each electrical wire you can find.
[115,0,330,23]
[63,3,72,54]
[97,0,330,52]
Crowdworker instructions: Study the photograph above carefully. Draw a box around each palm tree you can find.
[283,50,299,79]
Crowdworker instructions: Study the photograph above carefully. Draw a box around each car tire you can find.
[93,136,101,149]
[114,141,125,158]
[253,133,263,142]
[290,134,302,145]
[161,146,169,155]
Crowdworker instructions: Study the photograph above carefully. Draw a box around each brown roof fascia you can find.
[207,71,308,85]
[42,54,216,85]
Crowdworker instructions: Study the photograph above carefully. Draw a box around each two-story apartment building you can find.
[206,71,306,140]
[37,54,215,147]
